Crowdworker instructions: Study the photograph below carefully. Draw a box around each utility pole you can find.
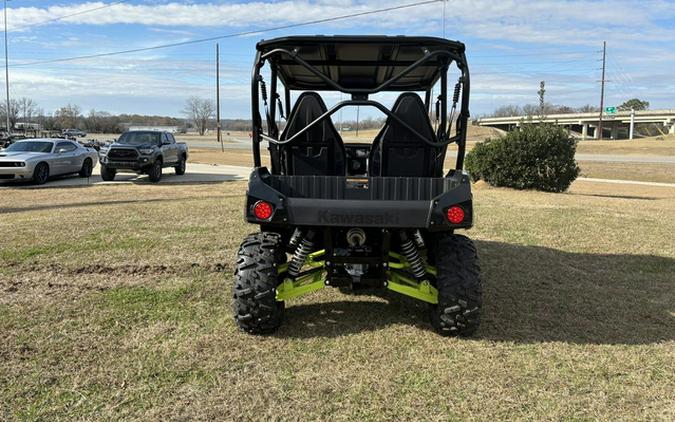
[3,0,10,133]
[216,43,223,152]
[442,0,446,38]
[598,41,607,140]
[355,106,360,137]
[339,92,343,134]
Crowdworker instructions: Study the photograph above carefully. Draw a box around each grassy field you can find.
[576,136,675,156]
[1,179,674,420]
[579,161,675,184]
[188,148,675,184]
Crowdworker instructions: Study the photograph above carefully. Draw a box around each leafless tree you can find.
[183,97,215,136]
[0,100,19,130]
[54,104,82,130]
[17,97,38,122]
[491,104,523,117]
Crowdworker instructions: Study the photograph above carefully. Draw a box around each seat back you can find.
[369,93,444,177]
[280,92,345,176]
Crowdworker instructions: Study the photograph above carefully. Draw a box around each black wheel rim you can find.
[37,165,47,182]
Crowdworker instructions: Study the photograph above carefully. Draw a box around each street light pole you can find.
[3,0,10,133]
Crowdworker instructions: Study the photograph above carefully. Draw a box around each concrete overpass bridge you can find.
[476,109,675,140]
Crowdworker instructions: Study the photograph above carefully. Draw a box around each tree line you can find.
[0,96,222,135]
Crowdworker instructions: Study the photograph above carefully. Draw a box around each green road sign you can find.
[604,106,617,114]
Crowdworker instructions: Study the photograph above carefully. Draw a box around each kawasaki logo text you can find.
[318,211,399,225]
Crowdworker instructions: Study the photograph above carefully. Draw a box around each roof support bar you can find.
[260,99,455,148]
[260,48,460,95]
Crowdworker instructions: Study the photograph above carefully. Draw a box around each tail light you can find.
[446,206,465,224]
[253,200,273,220]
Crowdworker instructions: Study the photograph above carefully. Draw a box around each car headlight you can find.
[139,148,154,155]
[15,162,26,167]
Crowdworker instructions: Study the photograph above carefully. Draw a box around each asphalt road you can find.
[0,163,250,189]
[4,161,673,190]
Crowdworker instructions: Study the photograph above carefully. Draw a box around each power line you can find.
[11,0,442,68]
[469,49,596,58]
[8,1,129,32]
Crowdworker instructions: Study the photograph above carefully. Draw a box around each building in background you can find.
[127,125,179,133]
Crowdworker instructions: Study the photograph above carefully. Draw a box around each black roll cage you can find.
[251,41,471,171]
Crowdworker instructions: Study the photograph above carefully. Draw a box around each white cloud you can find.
[4,1,673,47]
[5,1,674,115]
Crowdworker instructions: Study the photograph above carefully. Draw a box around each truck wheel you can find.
[78,158,93,177]
[148,159,162,183]
[174,155,186,175]
[430,234,482,337]
[233,232,286,334]
[100,164,116,181]
[32,162,49,185]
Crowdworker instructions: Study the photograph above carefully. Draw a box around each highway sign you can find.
[605,106,617,114]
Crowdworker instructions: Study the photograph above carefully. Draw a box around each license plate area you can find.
[346,177,369,190]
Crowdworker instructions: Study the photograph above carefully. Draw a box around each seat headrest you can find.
[281,92,335,143]
[383,92,436,144]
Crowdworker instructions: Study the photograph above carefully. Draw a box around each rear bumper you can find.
[245,168,473,231]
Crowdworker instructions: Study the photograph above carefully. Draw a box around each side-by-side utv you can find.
[234,36,481,336]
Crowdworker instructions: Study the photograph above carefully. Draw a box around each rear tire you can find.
[32,162,49,185]
[148,159,162,183]
[78,158,93,177]
[430,233,482,337]
[174,155,186,175]
[100,164,116,181]
[233,232,286,334]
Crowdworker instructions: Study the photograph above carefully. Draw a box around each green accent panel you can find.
[278,249,326,275]
[306,249,326,268]
[386,271,438,304]
[275,249,327,301]
[276,270,326,301]
[388,251,437,276]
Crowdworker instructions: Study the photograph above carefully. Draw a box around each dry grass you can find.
[189,149,264,168]
[1,180,674,420]
[339,125,502,144]
[576,136,675,156]
[188,148,675,185]
[579,161,675,184]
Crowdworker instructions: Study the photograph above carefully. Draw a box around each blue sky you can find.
[4,0,675,119]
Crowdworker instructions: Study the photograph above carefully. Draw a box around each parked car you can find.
[79,139,109,151]
[0,139,97,184]
[0,134,27,148]
[62,129,87,138]
[98,130,188,182]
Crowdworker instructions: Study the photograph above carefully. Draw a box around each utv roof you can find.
[256,35,466,92]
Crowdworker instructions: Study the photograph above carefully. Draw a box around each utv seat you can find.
[369,93,445,177]
[279,92,345,176]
